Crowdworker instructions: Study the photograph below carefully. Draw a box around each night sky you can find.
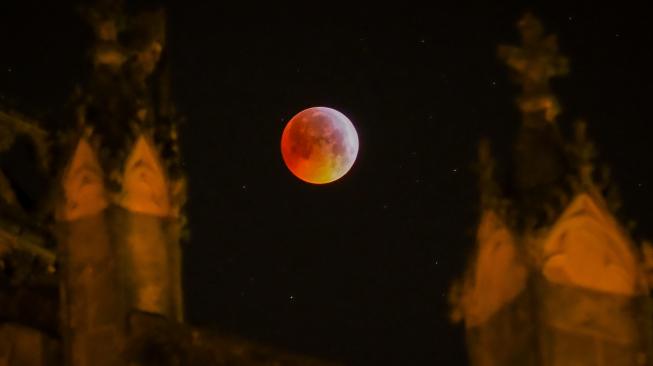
[2,2,653,365]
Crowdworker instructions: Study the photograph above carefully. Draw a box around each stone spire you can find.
[498,14,571,228]
[567,120,597,190]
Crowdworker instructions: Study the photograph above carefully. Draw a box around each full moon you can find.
[281,107,359,184]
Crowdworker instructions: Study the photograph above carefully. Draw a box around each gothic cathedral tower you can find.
[451,14,653,366]
[55,2,184,365]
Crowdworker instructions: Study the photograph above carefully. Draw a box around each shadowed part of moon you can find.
[287,114,347,159]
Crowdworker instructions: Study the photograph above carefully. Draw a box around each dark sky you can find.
[2,2,653,365]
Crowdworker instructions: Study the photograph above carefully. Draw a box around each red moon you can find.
[281,107,359,184]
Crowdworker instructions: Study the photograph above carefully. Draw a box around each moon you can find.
[281,107,359,184]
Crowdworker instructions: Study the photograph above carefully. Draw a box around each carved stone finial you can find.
[498,13,569,124]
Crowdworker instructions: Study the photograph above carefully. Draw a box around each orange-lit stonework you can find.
[58,138,108,221]
[281,107,358,184]
[119,136,172,217]
[450,13,653,366]
[457,210,527,328]
[541,193,642,296]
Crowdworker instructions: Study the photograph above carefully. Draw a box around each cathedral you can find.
[3,2,652,365]
[0,1,338,365]
[450,13,653,366]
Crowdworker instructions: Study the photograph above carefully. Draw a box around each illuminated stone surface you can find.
[542,193,641,296]
[59,139,108,221]
[459,210,527,327]
[120,136,171,217]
